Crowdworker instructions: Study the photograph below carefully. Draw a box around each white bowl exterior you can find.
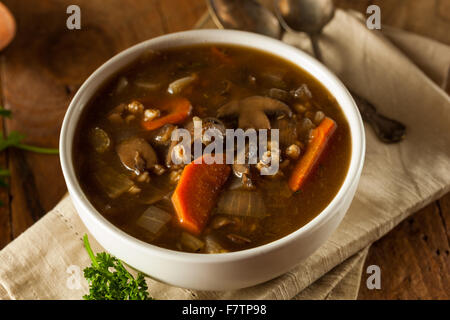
[60,30,365,291]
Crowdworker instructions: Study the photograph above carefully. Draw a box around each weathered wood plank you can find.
[358,198,450,299]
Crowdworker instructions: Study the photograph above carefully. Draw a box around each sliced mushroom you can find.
[168,74,198,95]
[268,88,291,103]
[217,96,292,130]
[116,137,158,175]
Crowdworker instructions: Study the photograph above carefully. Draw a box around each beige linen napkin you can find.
[0,9,449,300]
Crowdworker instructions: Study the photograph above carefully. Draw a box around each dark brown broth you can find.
[74,45,351,253]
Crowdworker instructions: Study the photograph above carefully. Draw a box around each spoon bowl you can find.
[275,0,335,34]
[207,0,281,38]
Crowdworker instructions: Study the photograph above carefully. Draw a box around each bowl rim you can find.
[60,29,365,263]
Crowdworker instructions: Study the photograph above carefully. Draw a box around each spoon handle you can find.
[352,94,406,143]
[309,35,406,143]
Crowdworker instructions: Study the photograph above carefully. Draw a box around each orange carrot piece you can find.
[171,155,231,235]
[288,117,337,192]
[142,97,192,131]
[211,46,233,65]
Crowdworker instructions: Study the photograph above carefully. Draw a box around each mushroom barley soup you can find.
[74,45,351,253]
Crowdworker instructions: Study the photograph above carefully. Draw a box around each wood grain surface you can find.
[0,0,448,300]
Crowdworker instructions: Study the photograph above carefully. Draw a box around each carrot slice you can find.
[171,155,231,235]
[142,97,192,131]
[288,117,337,192]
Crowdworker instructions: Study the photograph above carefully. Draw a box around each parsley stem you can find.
[15,144,59,155]
[83,235,99,268]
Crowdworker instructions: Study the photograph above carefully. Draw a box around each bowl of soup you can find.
[60,29,365,290]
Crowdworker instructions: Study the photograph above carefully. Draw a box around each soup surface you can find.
[74,45,351,253]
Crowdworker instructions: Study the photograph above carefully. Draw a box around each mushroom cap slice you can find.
[116,137,158,174]
[217,96,292,129]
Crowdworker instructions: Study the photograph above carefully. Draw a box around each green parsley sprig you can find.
[0,107,59,205]
[0,107,59,154]
[0,130,59,154]
[82,234,153,300]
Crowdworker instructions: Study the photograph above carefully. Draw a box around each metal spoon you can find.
[207,0,281,39]
[274,0,406,143]
[274,0,333,61]
[208,0,406,143]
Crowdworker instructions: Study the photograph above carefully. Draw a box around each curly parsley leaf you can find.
[82,234,153,300]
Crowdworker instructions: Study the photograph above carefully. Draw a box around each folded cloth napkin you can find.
[0,9,449,300]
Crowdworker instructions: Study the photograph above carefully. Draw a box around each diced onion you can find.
[138,175,173,205]
[180,232,205,252]
[216,190,267,218]
[205,235,228,254]
[93,166,134,199]
[137,206,172,235]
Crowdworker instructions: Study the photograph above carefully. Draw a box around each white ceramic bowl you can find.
[60,29,365,291]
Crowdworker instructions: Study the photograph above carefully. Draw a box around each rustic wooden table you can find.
[0,0,448,299]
